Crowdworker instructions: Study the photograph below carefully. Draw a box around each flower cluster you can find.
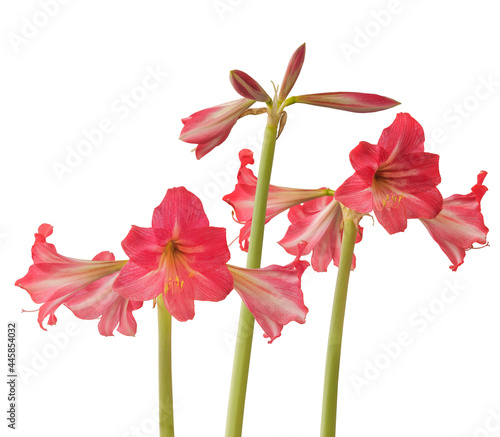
[223,113,489,272]
[16,187,308,342]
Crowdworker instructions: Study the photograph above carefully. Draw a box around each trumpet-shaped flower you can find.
[279,196,362,272]
[180,98,255,159]
[420,171,489,271]
[227,257,309,343]
[15,224,142,336]
[223,149,331,251]
[335,113,443,234]
[113,186,234,322]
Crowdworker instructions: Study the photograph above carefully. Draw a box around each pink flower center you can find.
[161,241,184,293]
[373,173,404,210]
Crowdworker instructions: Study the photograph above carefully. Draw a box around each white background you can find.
[2,1,500,436]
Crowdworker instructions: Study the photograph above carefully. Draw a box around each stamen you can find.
[228,234,239,247]
[466,242,490,251]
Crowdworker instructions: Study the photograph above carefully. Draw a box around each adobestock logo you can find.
[339,0,414,63]
[7,0,72,54]
[18,321,82,385]
[349,278,465,395]
[51,65,168,182]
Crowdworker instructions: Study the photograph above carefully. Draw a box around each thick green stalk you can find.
[320,219,357,437]
[225,117,279,437]
[158,294,175,437]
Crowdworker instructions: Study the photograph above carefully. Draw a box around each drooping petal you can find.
[97,296,143,337]
[152,186,209,235]
[278,43,306,103]
[294,92,400,113]
[179,98,255,159]
[227,261,309,343]
[420,172,488,271]
[230,70,271,103]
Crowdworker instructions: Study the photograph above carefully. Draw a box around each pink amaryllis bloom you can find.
[420,171,489,271]
[223,149,331,251]
[179,98,255,159]
[335,113,443,235]
[15,224,142,336]
[113,186,234,322]
[279,196,363,272]
[227,257,309,343]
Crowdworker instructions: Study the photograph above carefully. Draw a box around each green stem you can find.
[320,219,357,437]
[158,294,175,437]
[225,117,279,437]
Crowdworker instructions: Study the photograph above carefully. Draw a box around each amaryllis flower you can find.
[113,186,234,322]
[179,98,255,159]
[420,171,489,271]
[279,196,363,272]
[227,257,309,343]
[15,224,142,336]
[335,113,443,234]
[223,148,331,251]
[180,43,400,158]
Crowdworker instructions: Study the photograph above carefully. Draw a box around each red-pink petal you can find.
[175,227,231,270]
[190,267,234,302]
[152,186,209,235]
[420,173,488,271]
[227,262,308,343]
[230,70,271,103]
[348,141,386,183]
[377,152,441,193]
[371,181,408,234]
[403,187,444,220]
[98,296,143,337]
[294,92,400,113]
[378,113,425,165]
[334,174,373,213]
[278,43,306,102]
[113,261,165,302]
[121,226,171,270]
